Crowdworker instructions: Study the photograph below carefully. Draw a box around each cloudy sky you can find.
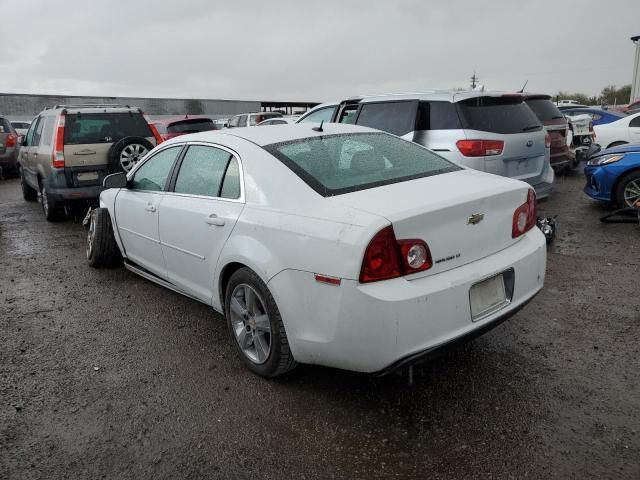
[0,0,638,102]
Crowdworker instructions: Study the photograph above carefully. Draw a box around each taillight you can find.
[144,114,163,145]
[456,139,504,157]
[545,133,551,148]
[52,114,65,168]
[360,226,432,283]
[512,189,537,238]
[6,133,17,148]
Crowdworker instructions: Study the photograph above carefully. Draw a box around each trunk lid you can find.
[331,169,531,278]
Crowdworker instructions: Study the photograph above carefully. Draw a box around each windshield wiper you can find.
[522,125,541,132]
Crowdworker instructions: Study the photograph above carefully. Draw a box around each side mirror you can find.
[103,172,128,189]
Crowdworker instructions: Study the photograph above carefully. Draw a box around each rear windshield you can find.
[456,96,542,134]
[264,132,460,197]
[64,112,152,144]
[525,99,564,121]
[167,118,215,134]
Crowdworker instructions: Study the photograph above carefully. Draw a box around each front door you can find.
[115,145,183,278]
[158,144,244,303]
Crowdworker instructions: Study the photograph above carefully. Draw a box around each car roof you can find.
[162,123,379,147]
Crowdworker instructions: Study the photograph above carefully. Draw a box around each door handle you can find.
[205,214,225,226]
[145,203,156,213]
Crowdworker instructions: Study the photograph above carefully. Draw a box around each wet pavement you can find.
[1,171,639,479]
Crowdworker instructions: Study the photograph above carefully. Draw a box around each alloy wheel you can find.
[229,284,272,364]
[623,179,640,208]
[86,212,96,259]
[119,144,149,172]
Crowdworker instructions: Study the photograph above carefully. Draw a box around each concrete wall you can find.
[0,93,262,122]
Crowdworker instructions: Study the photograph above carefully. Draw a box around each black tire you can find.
[86,208,122,268]
[608,141,627,149]
[614,170,640,209]
[38,179,64,221]
[20,167,37,201]
[107,137,154,173]
[225,268,296,377]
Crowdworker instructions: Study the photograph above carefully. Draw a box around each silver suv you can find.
[18,104,160,220]
[297,91,554,198]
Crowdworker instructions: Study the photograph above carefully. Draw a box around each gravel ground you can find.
[1,171,639,479]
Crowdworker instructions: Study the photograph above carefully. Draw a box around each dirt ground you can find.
[1,171,639,480]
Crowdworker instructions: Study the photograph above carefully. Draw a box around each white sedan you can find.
[87,124,546,377]
[593,112,640,149]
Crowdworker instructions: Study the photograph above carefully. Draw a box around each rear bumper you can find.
[45,167,104,203]
[268,229,547,373]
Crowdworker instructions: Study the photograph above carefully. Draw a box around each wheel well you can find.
[611,167,640,202]
[607,141,627,149]
[218,262,247,310]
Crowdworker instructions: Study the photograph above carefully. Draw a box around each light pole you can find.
[631,35,640,103]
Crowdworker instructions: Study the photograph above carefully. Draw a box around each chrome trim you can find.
[161,241,205,260]
[119,227,160,244]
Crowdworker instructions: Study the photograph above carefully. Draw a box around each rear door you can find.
[18,117,41,183]
[159,144,244,303]
[115,145,183,278]
[455,96,546,184]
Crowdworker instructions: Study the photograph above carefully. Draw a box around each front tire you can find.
[614,171,640,209]
[86,208,122,268]
[225,268,296,377]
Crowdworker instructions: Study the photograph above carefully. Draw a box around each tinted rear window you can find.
[167,119,215,134]
[356,101,418,136]
[416,101,462,130]
[264,132,459,197]
[525,99,564,121]
[456,97,542,134]
[64,112,152,144]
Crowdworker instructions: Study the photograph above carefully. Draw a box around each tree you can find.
[599,85,631,105]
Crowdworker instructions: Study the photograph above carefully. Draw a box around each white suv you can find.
[298,91,554,198]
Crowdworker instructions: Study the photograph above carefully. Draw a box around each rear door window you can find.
[238,115,248,127]
[355,101,419,136]
[64,112,152,145]
[174,146,232,197]
[338,105,359,124]
[630,116,640,128]
[33,117,45,146]
[456,96,543,134]
[415,101,463,130]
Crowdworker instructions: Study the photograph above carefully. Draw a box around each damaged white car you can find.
[86,124,547,377]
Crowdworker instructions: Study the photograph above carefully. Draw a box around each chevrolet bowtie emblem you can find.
[467,213,485,225]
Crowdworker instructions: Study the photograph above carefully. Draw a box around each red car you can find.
[150,116,218,141]
[622,99,640,115]
[524,94,571,169]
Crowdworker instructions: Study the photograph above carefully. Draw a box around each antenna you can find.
[470,71,479,90]
[312,120,324,132]
[518,80,529,93]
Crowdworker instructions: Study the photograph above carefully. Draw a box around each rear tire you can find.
[20,167,38,201]
[39,180,64,221]
[225,267,297,377]
[614,170,640,209]
[86,208,122,268]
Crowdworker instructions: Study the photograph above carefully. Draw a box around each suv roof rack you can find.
[51,103,132,109]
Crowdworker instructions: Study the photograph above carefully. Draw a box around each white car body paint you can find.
[593,112,640,148]
[99,124,547,373]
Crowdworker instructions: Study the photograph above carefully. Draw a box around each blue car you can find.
[563,107,626,126]
[584,144,640,208]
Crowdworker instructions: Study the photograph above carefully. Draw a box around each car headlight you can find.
[587,154,624,166]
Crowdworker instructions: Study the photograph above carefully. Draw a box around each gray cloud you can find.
[0,0,638,101]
